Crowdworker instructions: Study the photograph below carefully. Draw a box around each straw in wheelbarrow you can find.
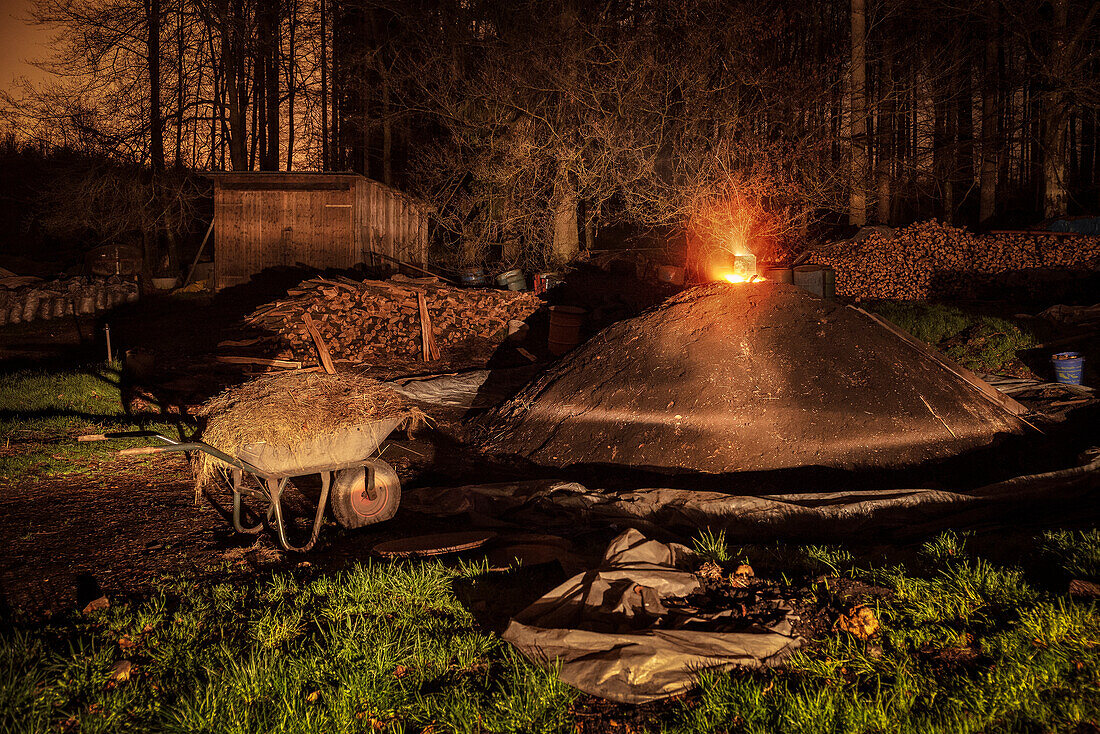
[193,372,427,492]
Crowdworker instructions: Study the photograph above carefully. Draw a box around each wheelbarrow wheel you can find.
[331,460,401,529]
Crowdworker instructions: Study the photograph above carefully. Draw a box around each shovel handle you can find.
[78,434,107,442]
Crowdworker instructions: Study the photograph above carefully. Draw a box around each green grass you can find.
[0,364,182,483]
[1038,529,1100,580]
[3,531,1097,733]
[865,301,1038,374]
[0,560,575,734]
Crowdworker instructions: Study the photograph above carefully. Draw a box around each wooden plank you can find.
[852,306,1031,417]
[216,356,303,368]
[217,337,266,347]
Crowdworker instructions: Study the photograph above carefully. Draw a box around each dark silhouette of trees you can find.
[1,0,1098,268]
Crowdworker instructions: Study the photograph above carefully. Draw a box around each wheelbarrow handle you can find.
[79,431,180,444]
[114,440,264,475]
[119,446,167,456]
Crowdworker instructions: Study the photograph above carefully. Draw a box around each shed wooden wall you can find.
[213,173,430,291]
[356,178,431,272]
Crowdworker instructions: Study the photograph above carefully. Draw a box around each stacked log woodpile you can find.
[243,275,543,365]
[812,220,1100,300]
[0,276,139,326]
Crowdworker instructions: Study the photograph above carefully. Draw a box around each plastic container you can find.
[459,267,489,288]
[821,265,836,300]
[534,272,564,295]
[1051,352,1085,386]
[548,306,586,355]
[496,269,527,291]
[793,264,824,297]
[763,266,793,284]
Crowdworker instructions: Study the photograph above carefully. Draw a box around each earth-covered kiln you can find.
[478,282,1027,474]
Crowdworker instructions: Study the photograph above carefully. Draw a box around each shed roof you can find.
[209,171,364,190]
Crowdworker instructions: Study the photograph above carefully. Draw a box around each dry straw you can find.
[193,371,426,491]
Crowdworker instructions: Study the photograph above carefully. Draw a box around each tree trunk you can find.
[174,0,184,168]
[1042,0,1070,218]
[320,0,328,169]
[382,72,392,185]
[551,165,580,266]
[584,202,596,251]
[944,67,959,222]
[933,77,951,220]
[286,0,296,170]
[848,0,868,226]
[147,0,164,173]
[251,51,262,170]
[264,0,280,170]
[875,48,894,225]
[979,0,1000,225]
[225,1,249,172]
[331,1,340,170]
[956,60,974,221]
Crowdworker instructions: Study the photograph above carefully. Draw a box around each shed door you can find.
[215,184,356,290]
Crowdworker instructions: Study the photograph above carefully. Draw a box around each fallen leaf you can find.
[82,595,109,614]
[118,635,135,650]
[393,665,408,679]
[109,660,132,683]
[835,605,879,639]
[306,690,320,703]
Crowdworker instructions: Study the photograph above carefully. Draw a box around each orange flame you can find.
[721,273,765,284]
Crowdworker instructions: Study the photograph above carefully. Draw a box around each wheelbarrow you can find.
[79,418,404,551]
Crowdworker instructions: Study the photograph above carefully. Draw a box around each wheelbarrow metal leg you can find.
[231,469,265,534]
[268,472,331,553]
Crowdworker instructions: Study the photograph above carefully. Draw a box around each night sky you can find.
[0,0,50,87]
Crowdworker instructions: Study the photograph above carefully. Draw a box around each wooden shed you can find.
[211,172,431,291]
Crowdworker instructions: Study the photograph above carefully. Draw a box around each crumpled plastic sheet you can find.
[1037,302,1100,326]
[502,528,801,704]
[402,455,1100,543]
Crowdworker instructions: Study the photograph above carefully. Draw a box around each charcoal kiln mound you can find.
[476,282,1026,475]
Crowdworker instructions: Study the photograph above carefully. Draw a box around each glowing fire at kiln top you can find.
[720,252,759,283]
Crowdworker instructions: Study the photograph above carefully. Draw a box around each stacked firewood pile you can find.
[0,275,139,326]
[812,220,1100,300]
[242,275,543,365]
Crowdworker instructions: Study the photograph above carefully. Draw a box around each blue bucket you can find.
[1051,351,1085,386]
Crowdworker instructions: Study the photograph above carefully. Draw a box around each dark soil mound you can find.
[477,282,1025,474]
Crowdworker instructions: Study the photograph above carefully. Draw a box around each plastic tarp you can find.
[502,528,801,703]
[402,455,1100,542]
[1049,217,1100,236]
[386,367,539,409]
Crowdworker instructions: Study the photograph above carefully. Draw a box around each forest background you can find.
[0,0,1097,275]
